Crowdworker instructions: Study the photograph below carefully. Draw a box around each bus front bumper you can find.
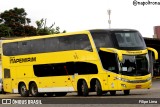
[119,80,152,90]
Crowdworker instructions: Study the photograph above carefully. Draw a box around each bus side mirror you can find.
[100,48,123,62]
[147,47,158,60]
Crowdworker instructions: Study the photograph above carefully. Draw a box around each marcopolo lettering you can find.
[10,57,36,64]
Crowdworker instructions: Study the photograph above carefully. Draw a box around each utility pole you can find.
[107,9,111,29]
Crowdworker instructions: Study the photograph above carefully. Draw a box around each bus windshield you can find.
[120,54,149,76]
[114,31,145,48]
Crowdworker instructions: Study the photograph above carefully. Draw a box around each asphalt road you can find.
[1,79,160,107]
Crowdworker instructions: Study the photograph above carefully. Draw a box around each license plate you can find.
[136,85,141,88]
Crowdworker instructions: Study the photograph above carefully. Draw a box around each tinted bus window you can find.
[75,34,92,51]
[33,62,98,77]
[91,32,113,49]
[112,31,146,50]
[44,37,59,52]
[2,34,92,56]
[3,42,18,56]
[59,36,75,51]
[18,41,31,55]
[99,51,119,73]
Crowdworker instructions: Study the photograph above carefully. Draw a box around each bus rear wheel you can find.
[124,90,130,95]
[78,80,89,96]
[19,83,29,97]
[30,82,39,97]
[95,80,102,96]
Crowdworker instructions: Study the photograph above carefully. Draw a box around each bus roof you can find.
[89,29,138,33]
[1,30,89,43]
[1,29,139,43]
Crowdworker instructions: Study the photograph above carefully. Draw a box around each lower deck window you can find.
[33,62,98,77]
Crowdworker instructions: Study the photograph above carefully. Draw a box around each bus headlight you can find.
[116,77,129,82]
[121,78,130,82]
[146,77,151,81]
[121,84,127,88]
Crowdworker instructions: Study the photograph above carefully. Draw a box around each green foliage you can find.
[0,7,36,37]
[36,18,66,35]
[24,25,37,36]
[0,24,13,37]
[0,8,66,37]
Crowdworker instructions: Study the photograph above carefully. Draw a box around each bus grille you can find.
[128,79,149,83]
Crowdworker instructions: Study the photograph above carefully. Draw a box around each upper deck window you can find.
[113,31,146,49]
[91,32,113,50]
[2,34,92,56]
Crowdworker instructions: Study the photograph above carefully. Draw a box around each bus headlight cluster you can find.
[121,84,126,88]
[116,77,130,82]
[146,77,151,81]
[121,78,130,82]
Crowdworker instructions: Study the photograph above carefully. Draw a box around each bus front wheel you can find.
[95,80,102,96]
[78,80,89,96]
[30,82,39,97]
[19,83,29,97]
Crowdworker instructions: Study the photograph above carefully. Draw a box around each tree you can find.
[0,7,37,37]
[36,18,66,35]
[0,24,13,37]
[24,25,37,36]
[0,8,66,37]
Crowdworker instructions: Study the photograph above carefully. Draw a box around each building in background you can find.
[144,26,160,77]
[153,26,160,38]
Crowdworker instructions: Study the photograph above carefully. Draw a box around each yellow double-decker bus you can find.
[1,29,158,97]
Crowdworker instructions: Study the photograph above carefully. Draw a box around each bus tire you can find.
[30,82,39,97]
[78,80,89,96]
[55,92,67,96]
[95,80,102,96]
[110,91,116,96]
[1,88,6,94]
[124,90,130,95]
[19,83,29,97]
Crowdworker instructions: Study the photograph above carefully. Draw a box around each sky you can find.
[1,0,160,38]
